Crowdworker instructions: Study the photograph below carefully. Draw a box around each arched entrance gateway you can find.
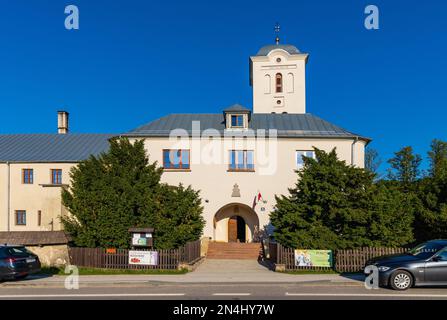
[213,203,260,243]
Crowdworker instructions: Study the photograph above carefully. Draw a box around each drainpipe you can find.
[6,161,10,231]
[351,137,359,166]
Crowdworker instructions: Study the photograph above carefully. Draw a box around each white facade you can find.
[250,47,308,114]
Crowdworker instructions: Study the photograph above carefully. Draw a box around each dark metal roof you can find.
[0,134,114,163]
[223,104,251,113]
[0,231,71,246]
[256,44,301,56]
[124,113,370,141]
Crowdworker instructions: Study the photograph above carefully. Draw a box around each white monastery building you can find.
[0,40,370,244]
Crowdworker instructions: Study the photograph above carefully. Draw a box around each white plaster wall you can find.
[3,163,75,231]
[0,164,8,231]
[251,50,308,114]
[134,136,366,241]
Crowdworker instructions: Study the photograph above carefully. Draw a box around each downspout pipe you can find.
[351,137,359,166]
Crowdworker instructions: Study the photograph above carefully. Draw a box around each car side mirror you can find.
[432,256,443,262]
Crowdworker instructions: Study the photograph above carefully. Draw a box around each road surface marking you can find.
[285,292,447,298]
[212,293,252,296]
[0,293,185,298]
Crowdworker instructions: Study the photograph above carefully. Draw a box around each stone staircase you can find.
[206,242,262,260]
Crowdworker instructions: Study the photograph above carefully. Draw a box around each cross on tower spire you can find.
[274,22,281,45]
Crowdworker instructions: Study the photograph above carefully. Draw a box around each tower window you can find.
[275,73,283,93]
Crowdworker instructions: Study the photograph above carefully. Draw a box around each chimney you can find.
[58,111,69,134]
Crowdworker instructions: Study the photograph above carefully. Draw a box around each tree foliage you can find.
[414,140,447,241]
[61,138,205,249]
[387,146,422,191]
[270,148,414,249]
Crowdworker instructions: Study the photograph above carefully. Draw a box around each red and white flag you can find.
[252,191,264,209]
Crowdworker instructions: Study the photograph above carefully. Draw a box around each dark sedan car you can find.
[365,240,447,290]
[0,245,41,281]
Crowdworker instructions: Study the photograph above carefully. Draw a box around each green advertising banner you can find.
[294,249,333,267]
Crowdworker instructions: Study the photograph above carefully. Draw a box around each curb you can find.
[0,279,364,289]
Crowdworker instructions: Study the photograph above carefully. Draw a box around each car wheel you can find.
[390,270,413,290]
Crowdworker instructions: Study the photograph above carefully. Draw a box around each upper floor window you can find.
[22,169,33,184]
[51,169,63,185]
[15,210,26,226]
[275,73,283,93]
[229,150,254,171]
[296,151,316,169]
[230,115,244,128]
[163,149,190,170]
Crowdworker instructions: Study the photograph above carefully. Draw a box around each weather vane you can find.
[274,22,281,45]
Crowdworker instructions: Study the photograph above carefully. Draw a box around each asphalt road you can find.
[1,282,447,300]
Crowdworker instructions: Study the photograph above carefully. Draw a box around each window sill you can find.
[40,184,69,187]
[163,169,191,172]
[227,169,255,173]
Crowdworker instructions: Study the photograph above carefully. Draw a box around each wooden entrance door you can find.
[228,216,238,242]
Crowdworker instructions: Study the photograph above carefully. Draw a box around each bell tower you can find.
[250,25,309,114]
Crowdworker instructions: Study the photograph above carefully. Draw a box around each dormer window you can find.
[223,104,251,130]
[231,115,244,128]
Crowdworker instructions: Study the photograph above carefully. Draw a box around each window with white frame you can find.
[296,150,316,169]
[229,150,254,171]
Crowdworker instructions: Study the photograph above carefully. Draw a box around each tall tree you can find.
[61,137,204,249]
[387,146,422,191]
[365,148,382,174]
[415,139,447,241]
[428,139,447,180]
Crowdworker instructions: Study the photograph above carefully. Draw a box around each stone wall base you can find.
[26,245,69,267]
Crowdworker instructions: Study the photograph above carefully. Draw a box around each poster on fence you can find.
[294,250,333,267]
[129,250,158,266]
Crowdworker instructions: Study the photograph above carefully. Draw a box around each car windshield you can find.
[408,242,446,259]
[5,247,33,257]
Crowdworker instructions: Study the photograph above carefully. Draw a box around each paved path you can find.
[184,259,361,283]
[0,259,364,287]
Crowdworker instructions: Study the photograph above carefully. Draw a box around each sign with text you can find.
[131,232,153,247]
[128,250,158,266]
[294,249,333,267]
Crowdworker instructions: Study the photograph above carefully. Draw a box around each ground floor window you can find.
[229,150,254,171]
[15,210,26,226]
[296,150,316,169]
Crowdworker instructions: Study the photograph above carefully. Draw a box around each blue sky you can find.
[0,0,446,174]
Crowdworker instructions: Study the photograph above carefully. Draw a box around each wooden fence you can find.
[68,239,202,270]
[266,242,409,272]
[335,247,408,272]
